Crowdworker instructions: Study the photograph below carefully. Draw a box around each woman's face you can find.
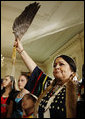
[53,57,73,84]
[22,96,34,110]
[18,75,27,90]
[3,76,11,87]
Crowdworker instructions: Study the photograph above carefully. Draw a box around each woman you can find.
[14,38,78,118]
[6,73,29,118]
[1,75,16,118]
[22,93,37,118]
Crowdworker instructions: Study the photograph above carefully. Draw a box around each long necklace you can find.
[44,85,65,113]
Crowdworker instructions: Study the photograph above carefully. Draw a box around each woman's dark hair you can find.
[1,78,3,84]
[21,73,30,81]
[54,55,76,72]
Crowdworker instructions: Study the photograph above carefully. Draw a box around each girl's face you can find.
[18,75,27,90]
[53,57,73,84]
[3,76,12,88]
[22,95,34,110]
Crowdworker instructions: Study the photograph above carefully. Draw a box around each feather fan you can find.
[12,2,40,64]
[12,2,41,39]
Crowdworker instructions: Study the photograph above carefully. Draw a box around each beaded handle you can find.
[12,46,16,64]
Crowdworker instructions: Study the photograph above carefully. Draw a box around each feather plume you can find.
[12,2,40,64]
[12,2,41,39]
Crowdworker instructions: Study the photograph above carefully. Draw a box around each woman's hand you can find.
[66,73,78,88]
[14,37,24,54]
[21,89,30,96]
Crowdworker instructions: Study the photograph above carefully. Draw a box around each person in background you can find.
[6,73,29,118]
[14,38,78,118]
[1,75,16,118]
[81,64,85,100]
[77,64,85,118]
[21,93,37,118]
[1,78,4,90]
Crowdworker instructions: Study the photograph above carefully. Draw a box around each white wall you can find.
[1,56,46,80]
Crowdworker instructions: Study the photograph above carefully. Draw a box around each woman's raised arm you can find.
[14,38,37,73]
